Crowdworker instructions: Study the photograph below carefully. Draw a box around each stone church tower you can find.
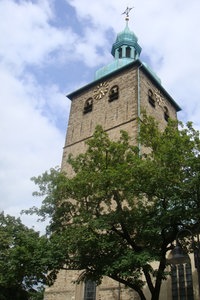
[44,10,182,300]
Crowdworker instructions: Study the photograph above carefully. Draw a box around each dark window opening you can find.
[84,98,93,114]
[109,85,119,102]
[171,263,194,300]
[126,46,131,58]
[118,48,122,58]
[84,279,96,300]
[164,106,169,121]
[148,89,155,107]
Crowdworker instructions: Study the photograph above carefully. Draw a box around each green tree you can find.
[27,116,200,300]
[0,212,49,300]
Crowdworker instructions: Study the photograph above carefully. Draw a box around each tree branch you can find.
[110,274,146,300]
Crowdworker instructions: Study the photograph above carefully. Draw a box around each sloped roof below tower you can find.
[95,58,133,80]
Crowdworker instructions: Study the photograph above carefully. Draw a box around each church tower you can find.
[44,8,181,300]
[61,10,180,173]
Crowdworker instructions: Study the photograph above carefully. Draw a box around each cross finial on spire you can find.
[122,6,133,23]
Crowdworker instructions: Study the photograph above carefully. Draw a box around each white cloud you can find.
[0,0,71,228]
[138,0,200,126]
[0,66,66,223]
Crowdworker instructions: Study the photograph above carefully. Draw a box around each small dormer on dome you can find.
[111,23,142,60]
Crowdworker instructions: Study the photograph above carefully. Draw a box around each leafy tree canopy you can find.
[25,115,200,300]
[0,212,49,300]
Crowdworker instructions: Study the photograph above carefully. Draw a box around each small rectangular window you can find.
[84,280,96,300]
[171,263,194,300]
[84,98,93,114]
[109,85,119,102]
[148,89,155,108]
[149,96,155,107]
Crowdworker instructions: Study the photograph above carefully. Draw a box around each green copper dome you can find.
[116,24,138,41]
[95,22,142,80]
[111,24,141,57]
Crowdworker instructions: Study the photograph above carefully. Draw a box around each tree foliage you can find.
[26,116,200,300]
[0,212,48,300]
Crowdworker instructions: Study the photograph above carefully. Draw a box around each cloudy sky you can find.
[1,0,200,231]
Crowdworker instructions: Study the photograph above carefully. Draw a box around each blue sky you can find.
[1,0,200,231]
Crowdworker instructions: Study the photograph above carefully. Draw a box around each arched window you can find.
[84,98,93,114]
[108,85,119,102]
[148,89,155,107]
[118,48,122,58]
[126,46,131,58]
[164,106,169,121]
[84,279,96,300]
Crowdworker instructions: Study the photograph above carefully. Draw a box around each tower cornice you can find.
[67,59,181,112]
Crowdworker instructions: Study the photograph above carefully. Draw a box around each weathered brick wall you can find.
[44,270,139,300]
[62,66,139,171]
[44,270,80,300]
[139,70,177,127]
